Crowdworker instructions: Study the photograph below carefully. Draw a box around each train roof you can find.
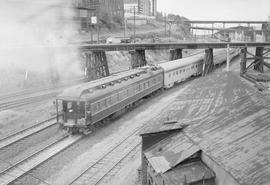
[57,66,163,101]
[157,54,204,72]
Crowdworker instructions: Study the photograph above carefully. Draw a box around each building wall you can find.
[138,0,151,16]
[201,153,240,185]
[152,0,157,16]
[124,0,155,17]
[99,0,124,18]
[146,160,165,185]
[141,132,176,185]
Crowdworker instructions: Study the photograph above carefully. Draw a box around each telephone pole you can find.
[133,6,136,42]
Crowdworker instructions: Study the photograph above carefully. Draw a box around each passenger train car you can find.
[56,49,239,134]
[56,66,164,134]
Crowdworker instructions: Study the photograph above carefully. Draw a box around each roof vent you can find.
[130,75,134,79]
[136,73,140,77]
[164,117,178,125]
[109,82,114,86]
[124,77,128,81]
[101,85,106,89]
[117,80,122,83]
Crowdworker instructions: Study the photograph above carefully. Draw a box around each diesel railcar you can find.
[56,66,164,134]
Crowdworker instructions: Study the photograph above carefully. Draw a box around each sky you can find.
[157,0,270,21]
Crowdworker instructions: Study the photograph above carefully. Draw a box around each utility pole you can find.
[133,6,136,42]
[164,13,167,37]
[124,18,127,38]
[169,21,172,42]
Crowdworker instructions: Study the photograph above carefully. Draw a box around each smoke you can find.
[0,0,83,92]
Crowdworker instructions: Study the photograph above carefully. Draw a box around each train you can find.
[56,49,239,134]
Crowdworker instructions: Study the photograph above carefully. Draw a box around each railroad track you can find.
[0,92,58,111]
[0,78,86,111]
[0,135,82,185]
[95,144,141,185]
[0,117,57,150]
[68,130,141,185]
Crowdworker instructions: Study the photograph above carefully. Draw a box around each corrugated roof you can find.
[185,91,270,185]
[145,132,200,173]
[142,71,270,185]
[141,71,255,135]
[163,161,216,185]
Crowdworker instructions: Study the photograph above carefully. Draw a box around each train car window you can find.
[143,83,146,89]
[176,70,178,75]
[63,101,67,112]
[91,103,97,113]
[147,81,150,87]
[173,72,175,76]
[68,102,72,109]
[107,97,111,105]
[103,99,107,107]
[169,73,171,78]
[79,102,85,114]
[129,87,133,96]
[111,94,116,104]
[98,101,102,111]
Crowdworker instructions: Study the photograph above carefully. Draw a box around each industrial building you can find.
[124,0,157,17]
[140,72,270,185]
[72,0,124,30]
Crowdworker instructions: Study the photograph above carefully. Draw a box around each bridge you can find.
[184,20,269,42]
[77,42,270,81]
[185,20,267,24]
[78,42,270,51]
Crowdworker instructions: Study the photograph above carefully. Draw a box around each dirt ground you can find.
[0,99,56,137]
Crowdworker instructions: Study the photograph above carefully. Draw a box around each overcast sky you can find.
[157,0,270,21]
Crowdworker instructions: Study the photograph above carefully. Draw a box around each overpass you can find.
[184,20,269,41]
[77,42,270,81]
[185,20,267,24]
[78,42,270,51]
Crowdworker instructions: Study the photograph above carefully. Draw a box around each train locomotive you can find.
[56,49,238,134]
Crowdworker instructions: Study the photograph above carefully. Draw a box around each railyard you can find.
[1,0,270,185]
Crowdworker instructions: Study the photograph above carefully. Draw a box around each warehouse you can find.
[73,0,124,30]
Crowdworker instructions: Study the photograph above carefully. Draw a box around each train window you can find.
[111,94,117,104]
[96,102,100,111]
[176,70,178,75]
[68,102,72,109]
[63,101,67,112]
[99,101,104,110]
[124,90,127,98]
[107,97,111,105]
[104,99,108,107]
[169,73,171,78]
[118,92,122,101]
[79,102,85,114]
[173,72,175,76]
[91,103,97,113]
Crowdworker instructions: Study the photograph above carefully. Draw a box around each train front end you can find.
[56,99,91,134]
